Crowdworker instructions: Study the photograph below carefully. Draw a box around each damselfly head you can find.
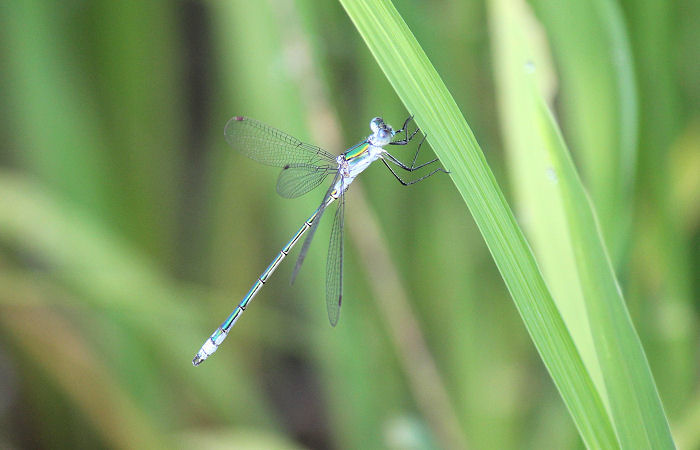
[369,117,384,133]
[369,117,394,146]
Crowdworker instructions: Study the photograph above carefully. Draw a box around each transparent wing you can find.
[276,164,335,199]
[291,172,340,284]
[225,116,336,168]
[325,191,344,327]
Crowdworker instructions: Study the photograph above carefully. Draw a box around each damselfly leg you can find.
[391,115,421,145]
[383,124,449,185]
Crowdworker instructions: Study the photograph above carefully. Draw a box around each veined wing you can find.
[325,190,344,327]
[291,171,340,284]
[225,116,336,168]
[276,164,336,199]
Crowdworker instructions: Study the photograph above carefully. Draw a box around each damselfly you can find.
[193,115,447,366]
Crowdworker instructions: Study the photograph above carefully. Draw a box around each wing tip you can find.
[328,295,341,327]
[224,116,245,137]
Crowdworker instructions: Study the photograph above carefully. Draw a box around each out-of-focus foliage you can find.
[0,0,696,448]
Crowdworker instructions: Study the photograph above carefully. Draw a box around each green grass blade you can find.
[529,0,638,266]
[338,0,617,447]
[490,0,610,412]
[489,0,674,446]
[533,87,674,449]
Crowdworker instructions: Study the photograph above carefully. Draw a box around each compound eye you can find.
[378,129,390,140]
[370,117,383,133]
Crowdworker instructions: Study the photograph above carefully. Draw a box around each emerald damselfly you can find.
[193,115,446,366]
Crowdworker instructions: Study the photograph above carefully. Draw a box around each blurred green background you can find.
[0,0,697,449]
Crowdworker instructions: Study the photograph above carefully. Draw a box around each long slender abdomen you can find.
[192,200,333,366]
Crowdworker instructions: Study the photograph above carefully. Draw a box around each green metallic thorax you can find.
[343,141,370,160]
